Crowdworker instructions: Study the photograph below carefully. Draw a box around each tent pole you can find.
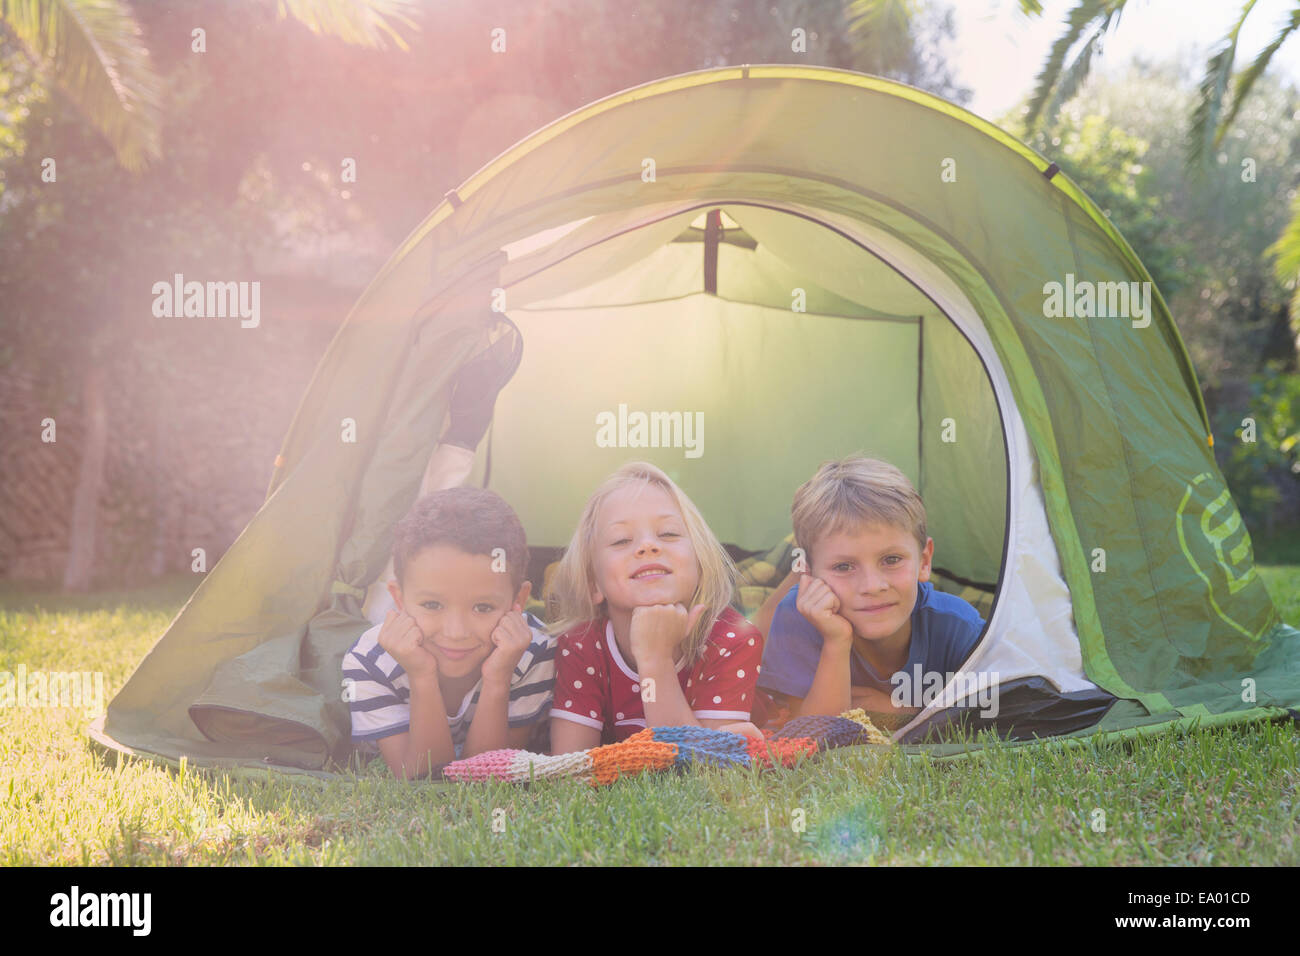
[703,208,721,294]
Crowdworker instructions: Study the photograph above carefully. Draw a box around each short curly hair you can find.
[392,487,528,593]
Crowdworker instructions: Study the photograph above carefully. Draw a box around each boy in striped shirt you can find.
[344,487,555,779]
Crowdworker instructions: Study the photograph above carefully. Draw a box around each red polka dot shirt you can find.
[548,607,764,741]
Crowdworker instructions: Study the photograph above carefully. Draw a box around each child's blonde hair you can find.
[547,461,738,665]
[792,456,928,563]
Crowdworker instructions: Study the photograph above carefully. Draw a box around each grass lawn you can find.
[1,565,1297,866]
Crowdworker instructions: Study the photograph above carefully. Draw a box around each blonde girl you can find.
[547,462,765,752]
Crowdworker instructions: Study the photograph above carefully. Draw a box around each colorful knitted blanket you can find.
[438,709,891,786]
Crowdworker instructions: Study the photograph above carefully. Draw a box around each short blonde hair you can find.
[791,456,928,563]
[547,462,738,666]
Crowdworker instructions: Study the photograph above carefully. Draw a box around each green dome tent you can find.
[90,65,1300,775]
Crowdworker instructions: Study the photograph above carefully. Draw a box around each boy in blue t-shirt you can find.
[757,456,986,719]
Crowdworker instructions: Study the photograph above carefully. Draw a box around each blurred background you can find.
[1,0,1297,591]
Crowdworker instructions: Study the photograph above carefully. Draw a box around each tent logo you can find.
[1175,472,1269,640]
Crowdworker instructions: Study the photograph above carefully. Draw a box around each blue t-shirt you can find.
[758,581,985,700]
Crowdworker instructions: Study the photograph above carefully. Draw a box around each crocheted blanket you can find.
[437,709,891,786]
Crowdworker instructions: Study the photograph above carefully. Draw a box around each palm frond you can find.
[844,0,921,74]
[274,0,420,52]
[845,0,917,33]
[1018,0,1046,15]
[1217,5,1300,142]
[0,0,163,170]
[1188,0,1257,168]
[1269,193,1300,285]
[1043,13,1112,121]
[1268,196,1300,329]
[1023,0,1113,133]
[1188,43,1235,167]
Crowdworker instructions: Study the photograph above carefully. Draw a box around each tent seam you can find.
[1059,194,1185,697]
[401,65,1211,437]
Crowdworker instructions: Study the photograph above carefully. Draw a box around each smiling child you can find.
[757,456,985,719]
[546,462,763,750]
[343,488,555,779]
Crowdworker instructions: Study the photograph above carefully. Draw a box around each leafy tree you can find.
[844,0,971,102]
[0,0,417,170]
[1,0,972,587]
[1019,0,1300,336]
[1214,371,1300,534]
[1011,58,1300,529]
[0,0,419,589]
[1026,59,1298,385]
[1022,106,1186,303]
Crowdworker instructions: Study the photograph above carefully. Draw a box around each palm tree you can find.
[1018,0,1300,320]
[846,0,1300,334]
[1023,2,1299,160]
[0,0,418,171]
[844,0,921,76]
[0,0,419,590]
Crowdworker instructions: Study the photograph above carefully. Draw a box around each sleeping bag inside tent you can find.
[89,65,1300,776]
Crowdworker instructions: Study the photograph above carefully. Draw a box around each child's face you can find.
[389,544,527,682]
[590,483,702,614]
[810,522,934,646]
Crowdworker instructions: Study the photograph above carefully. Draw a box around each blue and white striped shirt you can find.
[343,611,556,758]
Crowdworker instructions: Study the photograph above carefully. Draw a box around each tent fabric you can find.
[480,195,1095,741]
[90,65,1300,775]
[901,677,1119,744]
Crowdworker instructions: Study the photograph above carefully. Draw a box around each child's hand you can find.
[796,575,854,646]
[480,605,533,688]
[377,609,439,679]
[629,603,707,667]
